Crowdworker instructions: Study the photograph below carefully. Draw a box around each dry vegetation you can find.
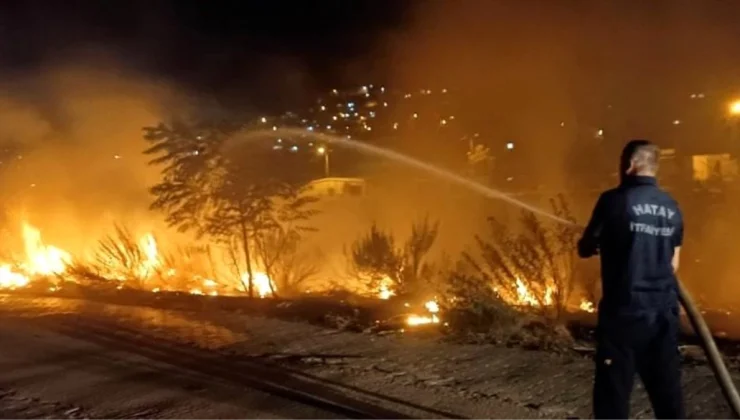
[0,114,596,353]
[3,195,591,353]
[346,216,442,298]
[343,199,588,350]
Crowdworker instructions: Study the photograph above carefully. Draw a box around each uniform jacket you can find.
[578,175,683,316]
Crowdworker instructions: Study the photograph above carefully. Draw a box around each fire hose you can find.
[677,281,740,417]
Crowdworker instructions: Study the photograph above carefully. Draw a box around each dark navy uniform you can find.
[578,175,685,419]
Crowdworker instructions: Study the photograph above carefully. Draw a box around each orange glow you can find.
[377,276,395,299]
[21,222,71,276]
[0,220,277,298]
[730,100,740,115]
[0,265,30,289]
[496,276,595,314]
[580,298,595,313]
[405,299,441,326]
[241,272,276,298]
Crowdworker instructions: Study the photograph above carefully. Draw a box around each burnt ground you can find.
[0,293,736,419]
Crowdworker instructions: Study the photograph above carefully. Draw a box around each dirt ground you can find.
[0,294,735,419]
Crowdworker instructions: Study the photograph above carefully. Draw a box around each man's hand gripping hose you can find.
[677,280,740,417]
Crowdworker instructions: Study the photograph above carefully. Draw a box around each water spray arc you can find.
[237,127,740,417]
[240,128,574,225]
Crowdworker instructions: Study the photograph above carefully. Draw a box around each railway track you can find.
[32,313,465,419]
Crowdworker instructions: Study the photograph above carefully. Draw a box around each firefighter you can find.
[578,139,685,419]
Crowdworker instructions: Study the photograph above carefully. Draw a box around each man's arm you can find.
[578,194,606,258]
[672,207,684,272]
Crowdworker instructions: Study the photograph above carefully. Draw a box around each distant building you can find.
[655,143,739,189]
[691,153,737,183]
[304,177,366,197]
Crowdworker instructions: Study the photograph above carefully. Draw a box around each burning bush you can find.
[440,262,577,350]
[462,195,582,320]
[346,217,440,299]
[442,266,521,331]
[68,224,160,287]
[253,222,320,297]
[143,119,319,298]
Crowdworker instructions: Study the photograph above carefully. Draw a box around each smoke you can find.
[336,0,740,308]
[368,1,740,186]
[0,51,189,252]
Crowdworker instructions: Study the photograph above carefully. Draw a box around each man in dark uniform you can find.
[578,139,685,419]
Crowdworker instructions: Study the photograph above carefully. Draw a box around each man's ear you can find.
[625,159,636,175]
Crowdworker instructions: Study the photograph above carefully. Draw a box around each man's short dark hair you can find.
[621,139,660,175]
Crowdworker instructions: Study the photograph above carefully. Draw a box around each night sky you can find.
[0,0,411,111]
[4,1,740,132]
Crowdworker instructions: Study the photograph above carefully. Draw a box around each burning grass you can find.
[342,209,598,341]
[0,200,599,348]
[0,220,276,299]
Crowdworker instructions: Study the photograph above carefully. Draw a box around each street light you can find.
[730,100,740,115]
[729,101,740,154]
[317,146,330,178]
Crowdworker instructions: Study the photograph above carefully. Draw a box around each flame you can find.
[21,222,70,276]
[406,314,439,326]
[515,277,540,306]
[0,221,594,317]
[406,299,441,326]
[505,276,595,314]
[136,233,160,279]
[240,272,276,298]
[0,264,30,289]
[580,298,595,313]
[0,220,278,299]
[0,222,71,290]
[378,276,395,299]
[543,286,553,305]
[425,300,439,313]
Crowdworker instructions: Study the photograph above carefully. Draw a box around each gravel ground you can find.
[0,388,92,419]
[0,294,736,419]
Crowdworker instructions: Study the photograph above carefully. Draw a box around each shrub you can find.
[254,226,319,297]
[79,225,154,288]
[346,217,439,298]
[463,195,580,320]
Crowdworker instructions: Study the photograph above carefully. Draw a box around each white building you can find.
[304,177,366,197]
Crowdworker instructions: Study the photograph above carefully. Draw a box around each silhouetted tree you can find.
[143,118,318,297]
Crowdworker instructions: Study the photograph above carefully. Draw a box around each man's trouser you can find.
[593,310,685,419]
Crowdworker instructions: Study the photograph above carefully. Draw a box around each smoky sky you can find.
[3,0,740,144]
[4,0,740,112]
[0,0,412,112]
